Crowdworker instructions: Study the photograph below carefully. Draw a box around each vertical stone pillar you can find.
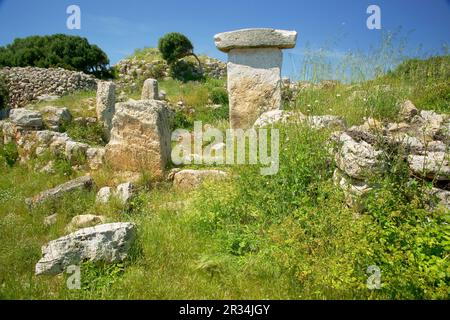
[96,81,116,141]
[141,78,159,100]
[214,28,297,129]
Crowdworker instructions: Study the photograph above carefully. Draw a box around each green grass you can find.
[0,53,449,300]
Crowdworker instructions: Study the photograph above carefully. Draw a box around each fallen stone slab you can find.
[35,222,136,275]
[9,108,43,130]
[26,176,95,207]
[173,169,227,190]
[214,28,298,52]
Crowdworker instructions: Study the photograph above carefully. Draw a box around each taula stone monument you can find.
[214,28,297,129]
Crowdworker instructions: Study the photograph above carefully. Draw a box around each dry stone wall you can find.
[0,67,98,109]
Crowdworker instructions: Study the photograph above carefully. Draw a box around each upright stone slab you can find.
[215,28,297,129]
[105,100,172,179]
[141,78,159,100]
[96,81,116,141]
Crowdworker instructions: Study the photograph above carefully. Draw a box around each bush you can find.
[169,60,203,82]
[0,142,19,167]
[209,87,228,105]
[0,34,111,78]
[158,33,195,64]
[0,75,8,110]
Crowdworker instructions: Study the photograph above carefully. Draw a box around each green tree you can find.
[0,34,112,78]
[158,32,202,73]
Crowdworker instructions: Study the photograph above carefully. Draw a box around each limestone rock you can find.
[429,188,450,210]
[408,152,449,180]
[141,78,159,100]
[227,48,283,128]
[398,100,418,122]
[335,133,382,180]
[333,169,372,209]
[116,182,136,204]
[214,28,298,52]
[105,100,172,178]
[9,109,43,130]
[26,176,95,207]
[44,214,58,227]
[35,222,136,275]
[65,214,106,232]
[40,106,72,131]
[86,147,105,170]
[253,110,295,127]
[65,141,89,162]
[96,81,116,141]
[307,115,347,130]
[173,169,227,190]
[96,187,113,204]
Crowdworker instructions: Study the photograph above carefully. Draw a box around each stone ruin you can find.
[215,28,298,129]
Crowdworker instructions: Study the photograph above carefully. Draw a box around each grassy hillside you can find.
[0,55,449,299]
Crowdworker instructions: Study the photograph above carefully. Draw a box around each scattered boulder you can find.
[26,176,95,207]
[307,115,347,130]
[35,222,136,275]
[96,187,113,204]
[335,132,382,180]
[173,169,227,190]
[429,188,450,210]
[253,110,295,127]
[40,106,72,131]
[398,100,418,122]
[86,147,106,170]
[65,214,106,232]
[65,141,89,162]
[116,182,136,204]
[43,213,58,227]
[105,99,172,178]
[333,169,372,210]
[9,108,43,130]
[408,152,450,181]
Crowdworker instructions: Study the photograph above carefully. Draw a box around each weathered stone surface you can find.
[333,169,372,209]
[26,176,95,207]
[86,147,106,170]
[96,187,113,204]
[173,169,227,190]
[116,182,135,204]
[96,81,116,141]
[43,214,58,227]
[214,28,298,52]
[307,115,347,130]
[141,78,159,100]
[66,214,106,232]
[35,222,136,275]
[0,67,97,109]
[228,48,283,128]
[429,188,450,210]
[105,100,172,178]
[335,133,382,180]
[40,106,72,131]
[408,152,449,180]
[65,141,89,162]
[9,108,43,130]
[398,100,418,122]
[253,110,295,127]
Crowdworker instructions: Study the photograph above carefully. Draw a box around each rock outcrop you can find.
[35,222,136,275]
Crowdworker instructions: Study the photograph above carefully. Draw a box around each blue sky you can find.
[0,0,449,79]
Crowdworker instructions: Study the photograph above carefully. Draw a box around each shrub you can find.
[0,142,19,167]
[0,34,111,78]
[209,87,228,105]
[158,32,203,81]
